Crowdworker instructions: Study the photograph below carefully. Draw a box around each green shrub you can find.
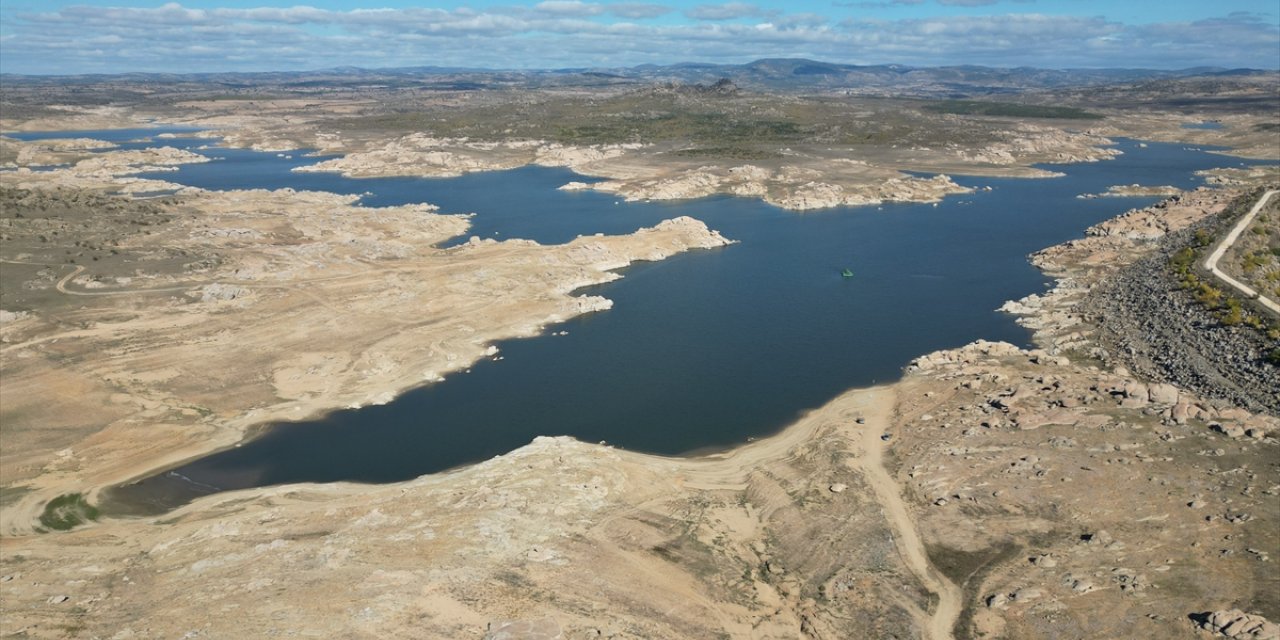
[1195,282,1223,307]
[39,493,100,531]
[923,100,1103,120]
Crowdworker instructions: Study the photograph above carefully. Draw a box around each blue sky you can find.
[1,1,1277,74]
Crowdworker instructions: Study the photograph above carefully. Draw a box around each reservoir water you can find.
[13,130,1266,511]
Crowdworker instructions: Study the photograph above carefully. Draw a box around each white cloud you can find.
[2,3,1276,74]
[684,3,765,21]
[535,1,606,17]
[608,3,672,19]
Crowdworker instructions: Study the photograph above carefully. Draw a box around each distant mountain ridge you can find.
[2,58,1273,98]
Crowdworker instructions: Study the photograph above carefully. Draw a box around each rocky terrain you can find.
[1072,187,1279,413]
[1217,193,1280,302]
[3,183,1277,638]
[1086,240,1280,414]
[1077,184,1182,199]
[282,125,1117,212]
[1002,186,1280,409]
[0,136,732,539]
[1,80,1278,639]
[897,339,1278,640]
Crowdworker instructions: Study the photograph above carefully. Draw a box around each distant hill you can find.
[2,58,1273,99]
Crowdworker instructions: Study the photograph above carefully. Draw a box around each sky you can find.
[0,0,1277,75]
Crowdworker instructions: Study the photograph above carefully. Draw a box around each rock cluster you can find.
[294,134,637,179]
[3,144,209,194]
[592,166,971,211]
[1085,191,1211,240]
[1085,220,1280,415]
[1196,610,1280,640]
[998,187,1278,414]
[1077,184,1182,199]
[197,283,250,303]
[956,126,1119,166]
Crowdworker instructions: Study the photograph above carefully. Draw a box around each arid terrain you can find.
[1,68,1278,639]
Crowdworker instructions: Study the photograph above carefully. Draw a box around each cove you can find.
[91,136,1272,513]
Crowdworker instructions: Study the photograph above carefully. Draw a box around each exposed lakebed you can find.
[17,131,1263,511]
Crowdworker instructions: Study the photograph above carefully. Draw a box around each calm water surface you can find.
[27,131,1259,512]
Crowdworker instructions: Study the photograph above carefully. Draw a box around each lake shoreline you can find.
[1,126,1267,522]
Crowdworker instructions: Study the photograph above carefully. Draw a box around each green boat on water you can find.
[841,268,854,278]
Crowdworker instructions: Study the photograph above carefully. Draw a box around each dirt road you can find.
[849,388,962,640]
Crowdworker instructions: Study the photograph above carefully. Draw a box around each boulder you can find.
[1211,423,1246,439]
[1147,383,1180,405]
[1196,609,1280,639]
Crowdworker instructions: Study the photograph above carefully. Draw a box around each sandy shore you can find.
[0,138,732,536]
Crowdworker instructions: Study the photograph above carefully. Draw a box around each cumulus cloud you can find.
[773,13,830,29]
[535,1,606,17]
[684,3,766,21]
[608,3,672,19]
[1,2,1276,74]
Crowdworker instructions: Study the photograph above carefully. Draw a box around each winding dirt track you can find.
[677,385,961,637]
[1203,189,1280,316]
[849,389,962,640]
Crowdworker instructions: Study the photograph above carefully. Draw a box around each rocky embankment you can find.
[1003,186,1279,414]
[574,165,972,210]
[1084,217,1280,415]
[296,133,977,211]
[2,142,208,193]
[1077,184,1182,199]
[292,133,639,178]
[0,136,117,167]
[954,124,1120,166]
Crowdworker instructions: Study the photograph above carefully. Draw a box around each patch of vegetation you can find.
[197,94,287,101]
[321,90,1009,152]
[923,100,1103,120]
[554,111,805,146]
[1241,250,1269,273]
[39,493,100,531]
[668,146,782,160]
[1,186,210,311]
[1167,193,1280,340]
[927,541,1022,640]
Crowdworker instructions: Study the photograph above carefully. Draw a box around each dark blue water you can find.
[95,134,1272,512]
[1182,122,1225,130]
